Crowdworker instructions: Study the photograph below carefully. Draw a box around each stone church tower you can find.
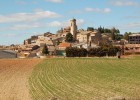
[70,18,77,39]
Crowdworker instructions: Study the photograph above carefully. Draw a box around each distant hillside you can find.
[0,50,17,59]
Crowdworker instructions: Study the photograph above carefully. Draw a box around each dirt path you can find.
[0,59,42,100]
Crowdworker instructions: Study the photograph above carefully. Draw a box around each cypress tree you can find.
[42,44,49,55]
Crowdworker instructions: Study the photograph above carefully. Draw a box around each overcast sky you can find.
[0,0,140,45]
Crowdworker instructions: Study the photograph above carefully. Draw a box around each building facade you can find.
[129,34,140,44]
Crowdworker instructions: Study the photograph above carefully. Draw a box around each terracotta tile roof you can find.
[58,42,71,47]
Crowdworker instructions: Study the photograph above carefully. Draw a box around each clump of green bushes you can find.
[66,47,87,57]
[66,46,121,57]
[88,46,120,57]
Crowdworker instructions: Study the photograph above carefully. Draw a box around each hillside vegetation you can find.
[29,57,140,100]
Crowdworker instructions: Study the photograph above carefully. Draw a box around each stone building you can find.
[54,18,103,46]
[24,39,31,45]
[63,27,71,33]
[77,30,102,45]
[129,34,140,44]
[54,18,77,40]
[70,18,77,39]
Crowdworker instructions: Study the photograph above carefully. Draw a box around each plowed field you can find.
[0,59,42,100]
[29,58,140,100]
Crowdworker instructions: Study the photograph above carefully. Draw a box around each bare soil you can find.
[0,59,42,100]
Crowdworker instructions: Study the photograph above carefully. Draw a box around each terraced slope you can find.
[29,58,140,100]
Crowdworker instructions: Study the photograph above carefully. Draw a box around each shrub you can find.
[88,46,121,57]
[66,47,87,57]
[66,46,121,57]
[88,48,97,57]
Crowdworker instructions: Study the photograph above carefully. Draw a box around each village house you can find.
[129,34,140,44]
[119,33,140,54]
[56,42,71,56]
[77,30,102,44]
[72,42,89,49]
[58,42,71,50]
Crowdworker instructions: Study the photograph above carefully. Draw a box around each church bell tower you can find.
[70,18,77,40]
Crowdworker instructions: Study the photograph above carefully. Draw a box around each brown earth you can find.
[0,59,42,100]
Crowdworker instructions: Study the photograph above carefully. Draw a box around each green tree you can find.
[65,33,73,42]
[104,28,111,33]
[87,27,94,31]
[98,26,104,33]
[115,34,123,40]
[116,29,120,33]
[111,27,116,40]
[42,44,49,55]
[123,32,132,40]
[110,27,121,40]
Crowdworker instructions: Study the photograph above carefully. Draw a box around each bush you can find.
[89,47,106,57]
[66,47,87,57]
[77,48,88,57]
[88,46,121,57]
[88,48,98,57]
[66,46,121,57]
[107,46,120,56]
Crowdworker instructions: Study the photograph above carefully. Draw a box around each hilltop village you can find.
[1,18,140,58]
